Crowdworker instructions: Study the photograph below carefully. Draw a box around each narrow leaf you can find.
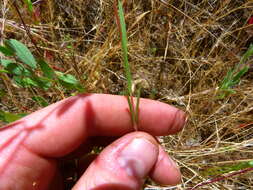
[118,0,132,96]
[232,66,249,84]
[239,44,253,65]
[0,69,9,73]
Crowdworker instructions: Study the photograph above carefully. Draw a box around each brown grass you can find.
[1,0,253,189]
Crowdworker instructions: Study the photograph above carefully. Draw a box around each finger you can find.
[0,94,185,190]
[149,145,181,185]
[2,94,186,157]
[72,132,181,190]
[74,145,181,186]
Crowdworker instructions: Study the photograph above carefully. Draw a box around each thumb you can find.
[72,132,180,190]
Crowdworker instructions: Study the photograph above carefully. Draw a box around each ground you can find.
[0,0,253,189]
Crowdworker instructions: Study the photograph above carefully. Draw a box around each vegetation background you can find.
[0,0,253,189]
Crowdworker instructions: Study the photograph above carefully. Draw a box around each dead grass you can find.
[1,0,253,189]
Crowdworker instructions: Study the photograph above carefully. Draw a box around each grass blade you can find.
[116,0,141,130]
[117,0,132,96]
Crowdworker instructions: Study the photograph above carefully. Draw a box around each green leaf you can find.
[22,77,40,87]
[239,44,253,65]
[23,0,33,12]
[5,63,24,76]
[218,44,253,99]
[57,72,79,84]
[118,0,132,96]
[0,46,14,56]
[0,111,26,123]
[13,76,51,89]
[13,76,24,87]
[1,60,31,76]
[232,66,249,84]
[0,59,15,66]
[0,69,9,73]
[32,76,52,89]
[32,96,49,107]
[56,72,83,91]
[220,69,233,89]
[38,59,55,79]
[5,39,37,69]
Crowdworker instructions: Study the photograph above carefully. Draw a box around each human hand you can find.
[0,94,187,190]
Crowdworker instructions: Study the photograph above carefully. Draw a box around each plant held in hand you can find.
[114,0,140,131]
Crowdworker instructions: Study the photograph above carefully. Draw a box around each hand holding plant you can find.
[0,94,186,189]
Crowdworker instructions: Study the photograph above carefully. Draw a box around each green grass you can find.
[218,44,253,98]
[116,0,140,130]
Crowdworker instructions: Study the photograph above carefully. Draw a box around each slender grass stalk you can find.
[117,1,132,95]
[114,0,139,130]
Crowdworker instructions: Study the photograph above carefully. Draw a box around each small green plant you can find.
[0,39,84,123]
[218,45,253,98]
[115,0,140,131]
[0,39,83,91]
[201,160,253,177]
[23,0,33,13]
[0,111,27,123]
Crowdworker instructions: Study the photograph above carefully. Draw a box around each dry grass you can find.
[1,0,253,189]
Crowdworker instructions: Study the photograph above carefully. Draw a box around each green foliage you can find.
[5,39,37,69]
[56,71,84,91]
[1,59,31,76]
[218,45,253,98]
[117,0,140,129]
[0,46,14,56]
[201,160,253,177]
[23,0,33,12]
[0,111,27,123]
[117,0,132,95]
[32,96,49,107]
[0,39,83,92]
[0,39,84,123]
[0,39,83,104]
[38,59,55,79]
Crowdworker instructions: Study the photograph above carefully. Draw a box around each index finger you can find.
[2,94,186,157]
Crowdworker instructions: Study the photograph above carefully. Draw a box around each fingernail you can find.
[118,138,158,178]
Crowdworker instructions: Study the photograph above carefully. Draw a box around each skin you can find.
[0,94,187,190]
